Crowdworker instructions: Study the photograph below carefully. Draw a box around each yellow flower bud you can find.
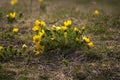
[50,38,55,41]
[0,46,3,51]
[82,26,85,31]
[22,44,27,48]
[88,42,94,48]
[75,37,79,42]
[74,27,79,32]
[83,36,90,43]
[32,26,40,31]
[13,27,19,33]
[38,0,43,3]
[39,29,45,37]
[95,10,99,15]
[11,0,18,6]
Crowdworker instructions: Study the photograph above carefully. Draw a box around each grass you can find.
[0,0,120,80]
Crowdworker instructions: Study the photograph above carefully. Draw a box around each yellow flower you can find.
[74,27,79,32]
[35,20,41,26]
[64,20,72,27]
[9,12,16,19]
[88,42,94,48]
[55,26,61,31]
[61,26,67,31]
[13,27,19,33]
[82,26,85,31]
[32,26,40,31]
[11,0,18,5]
[38,0,43,3]
[40,21,46,26]
[82,36,90,43]
[95,10,99,15]
[50,37,55,41]
[22,44,27,48]
[0,46,3,51]
[41,29,45,34]
[33,35,41,43]
[39,29,45,37]
[75,37,79,42]
[35,44,44,55]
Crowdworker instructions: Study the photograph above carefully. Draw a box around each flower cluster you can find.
[32,20,46,55]
[32,20,94,55]
[0,44,28,61]
[82,36,94,48]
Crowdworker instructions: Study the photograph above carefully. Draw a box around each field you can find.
[0,0,120,80]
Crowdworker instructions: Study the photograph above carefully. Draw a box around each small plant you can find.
[0,45,27,61]
[6,12,16,23]
[38,0,46,10]
[2,31,15,39]
[2,27,19,39]
[0,46,19,61]
[32,20,94,55]
[40,3,46,10]
[18,12,23,18]
[62,59,69,67]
